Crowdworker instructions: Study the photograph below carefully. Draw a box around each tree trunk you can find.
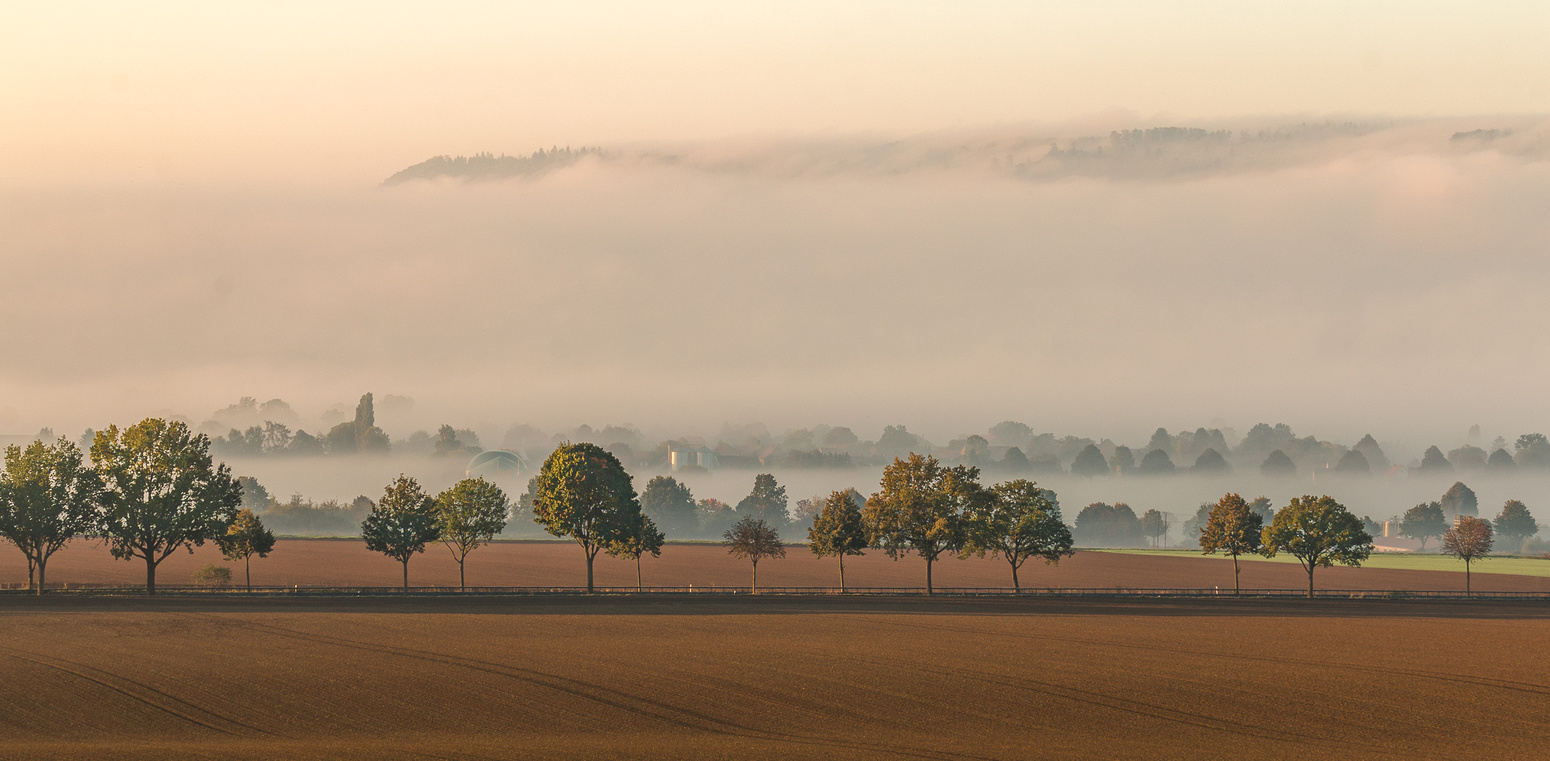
[751,559,758,592]
[1011,559,1020,592]
[35,555,46,597]
[586,550,595,594]
[146,556,157,597]
[636,556,642,591]
[1465,559,1472,596]
[839,555,846,593]
[925,556,934,596]
[26,554,36,594]
[402,559,409,592]
[1232,554,1241,595]
[1306,563,1315,599]
[245,555,252,591]
[459,557,466,591]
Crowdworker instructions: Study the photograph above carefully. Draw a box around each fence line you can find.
[2,585,1547,600]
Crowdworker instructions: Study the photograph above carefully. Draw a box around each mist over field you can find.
[6,117,1550,458]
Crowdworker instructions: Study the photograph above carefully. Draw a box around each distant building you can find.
[465,450,527,479]
[670,440,717,471]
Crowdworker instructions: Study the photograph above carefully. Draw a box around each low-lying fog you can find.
[7,117,1550,493]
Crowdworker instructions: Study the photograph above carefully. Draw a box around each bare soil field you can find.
[4,538,1549,592]
[0,596,1546,759]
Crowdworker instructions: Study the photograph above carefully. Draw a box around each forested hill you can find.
[382,147,600,184]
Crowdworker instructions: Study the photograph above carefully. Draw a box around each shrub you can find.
[192,563,233,586]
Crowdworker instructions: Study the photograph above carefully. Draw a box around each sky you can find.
[3,2,1550,452]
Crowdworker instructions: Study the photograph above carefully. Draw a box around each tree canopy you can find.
[1140,509,1168,547]
[530,442,642,592]
[1138,449,1175,475]
[1400,502,1448,550]
[0,439,102,594]
[92,419,243,595]
[641,475,697,535]
[863,454,983,594]
[1419,446,1453,474]
[1073,502,1143,547]
[434,477,509,590]
[1493,500,1538,547]
[217,508,275,590]
[1259,450,1297,478]
[807,490,868,590]
[1333,449,1370,475]
[1069,445,1109,477]
[609,513,665,590]
[737,473,789,525]
[1441,516,1493,594]
[724,516,785,591]
[1199,493,1264,593]
[965,480,1073,590]
[1440,481,1478,518]
[361,475,442,590]
[1191,448,1231,475]
[1261,495,1373,598]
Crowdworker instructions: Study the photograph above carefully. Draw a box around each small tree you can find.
[1140,509,1168,547]
[530,443,642,593]
[92,420,243,596]
[609,513,665,591]
[1198,493,1264,593]
[217,509,276,590]
[361,475,442,591]
[1494,500,1538,550]
[965,480,1074,591]
[1441,516,1493,595]
[737,474,789,526]
[1401,502,1448,550]
[0,439,101,594]
[807,490,867,591]
[1261,495,1374,598]
[434,477,509,590]
[724,516,785,592]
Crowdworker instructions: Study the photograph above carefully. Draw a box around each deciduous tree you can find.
[1441,516,1493,594]
[1140,509,1168,547]
[965,480,1074,590]
[92,419,243,596]
[1440,481,1478,518]
[609,513,665,591]
[530,443,642,593]
[434,477,509,590]
[807,490,867,591]
[1401,502,1447,550]
[863,454,983,594]
[1069,445,1109,477]
[361,476,442,591]
[1198,493,1264,593]
[0,439,101,594]
[1261,495,1374,598]
[640,475,697,535]
[737,474,789,526]
[217,509,276,590]
[1260,450,1297,478]
[724,516,784,591]
[1494,500,1538,548]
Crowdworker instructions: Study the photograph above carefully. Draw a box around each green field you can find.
[1095,548,1550,577]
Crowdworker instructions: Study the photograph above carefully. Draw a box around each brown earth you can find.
[4,538,1549,592]
[0,596,1546,759]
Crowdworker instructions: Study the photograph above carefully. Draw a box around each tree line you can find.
[0,422,1530,596]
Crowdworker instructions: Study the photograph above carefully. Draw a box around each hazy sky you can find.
[4,3,1550,450]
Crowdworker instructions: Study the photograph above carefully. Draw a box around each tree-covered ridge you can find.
[383,148,602,185]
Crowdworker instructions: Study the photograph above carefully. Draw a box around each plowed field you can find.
[0,596,1546,759]
[4,538,1548,592]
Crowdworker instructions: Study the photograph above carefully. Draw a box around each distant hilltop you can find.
[382,147,601,185]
